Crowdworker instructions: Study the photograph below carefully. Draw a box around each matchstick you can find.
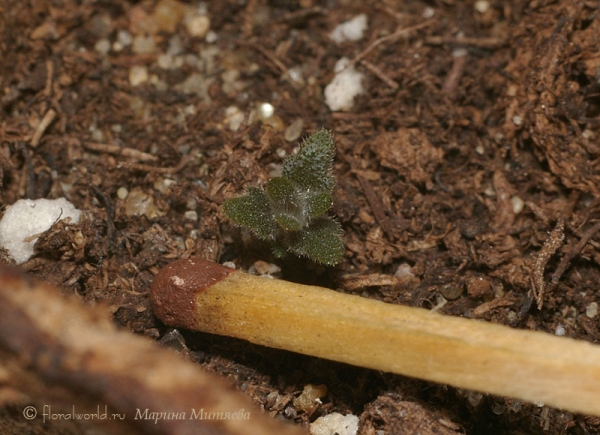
[151,258,600,417]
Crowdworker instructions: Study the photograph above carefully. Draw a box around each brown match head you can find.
[150,258,234,330]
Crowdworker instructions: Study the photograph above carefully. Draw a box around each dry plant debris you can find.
[531,218,565,310]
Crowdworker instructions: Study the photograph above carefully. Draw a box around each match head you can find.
[150,258,234,330]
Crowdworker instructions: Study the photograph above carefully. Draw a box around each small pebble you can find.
[586,302,598,318]
[117,30,133,47]
[87,14,112,39]
[468,391,483,407]
[117,187,129,200]
[175,73,211,100]
[129,65,149,86]
[221,69,246,96]
[293,384,327,415]
[452,47,468,58]
[249,102,283,130]
[205,30,218,43]
[184,210,198,221]
[253,260,271,275]
[474,0,491,13]
[511,195,524,214]
[132,35,156,54]
[94,38,111,55]
[183,104,196,116]
[394,263,414,278]
[440,283,463,300]
[186,199,197,210]
[287,66,304,85]
[423,7,435,18]
[185,14,210,38]
[492,402,505,415]
[124,187,164,218]
[267,263,281,276]
[257,102,274,119]
[582,129,595,140]
[509,400,522,412]
[157,53,175,70]
[285,119,304,142]
[167,34,184,56]
[91,129,104,142]
[154,0,185,33]
[224,106,245,131]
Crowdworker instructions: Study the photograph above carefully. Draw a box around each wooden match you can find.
[151,258,600,417]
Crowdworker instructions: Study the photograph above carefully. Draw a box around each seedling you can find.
[223,129,344,265]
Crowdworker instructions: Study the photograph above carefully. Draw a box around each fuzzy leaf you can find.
[283,129,335,192]
[288,217,344,266]
[222,187,277,241]
[305,191,333,218]
[265,177,295,207]
[222,129,344,266]
[275,212,303,232]
[271,243,288,259]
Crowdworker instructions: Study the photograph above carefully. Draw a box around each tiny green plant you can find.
[223,128,344,266]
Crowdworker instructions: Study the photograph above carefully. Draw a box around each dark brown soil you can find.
[2,0,600,434]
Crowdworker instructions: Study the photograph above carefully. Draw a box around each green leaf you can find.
[305,191,333,218]
[271,243,288,259]
[287,217,344,266]
[283,129,335,192]
[222,187,277,241]
[222,129,344,266]
[275,212,303,232]
[265,177,295,207]
[267,177,306,227]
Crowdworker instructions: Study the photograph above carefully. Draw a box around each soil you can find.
[2,0,600,434]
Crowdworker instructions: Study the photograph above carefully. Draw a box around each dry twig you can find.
[116,156,193,174]
[357,174,407,240]
[30,109,57,148]
[425,35,507,49]
[84,142,158,162]
[359,59,399,90]
[236,40,287,75]
[346,19,436,70]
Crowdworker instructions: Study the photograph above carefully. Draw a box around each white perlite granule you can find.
[324,57,365,112]
[0,198,81,264]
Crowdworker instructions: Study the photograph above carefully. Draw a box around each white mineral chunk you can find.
[0,198,81,264]
[310,413,359,435]
[330,14,368,43]
[324,58,365,112]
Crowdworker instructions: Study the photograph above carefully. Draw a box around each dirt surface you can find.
[1,0,600,434]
